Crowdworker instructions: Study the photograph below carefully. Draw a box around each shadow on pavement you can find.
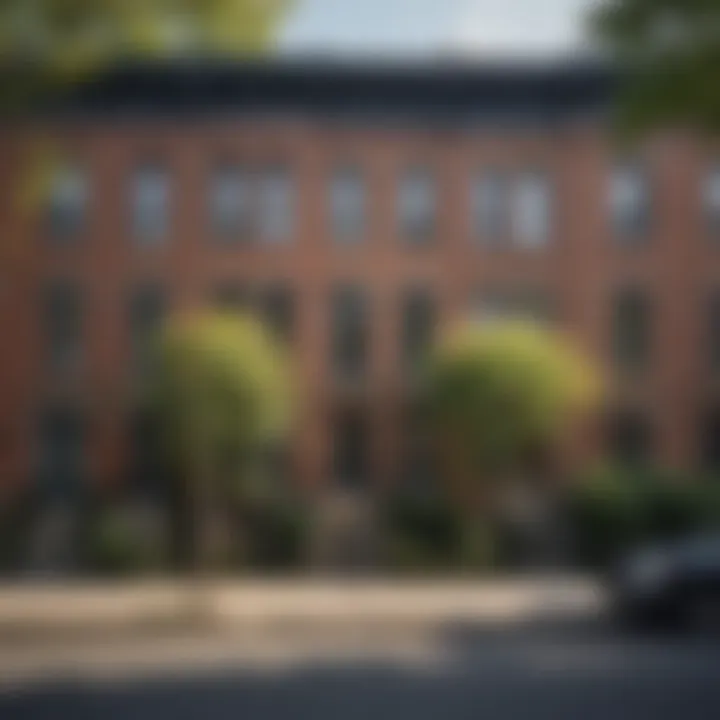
[2,611,720,720]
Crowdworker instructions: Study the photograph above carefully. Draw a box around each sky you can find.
[280,0,599,59]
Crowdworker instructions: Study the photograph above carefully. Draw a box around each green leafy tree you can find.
[593,0,720,134]
[0,0,291,95]
[426,321,599,564]
[154,311,291,572]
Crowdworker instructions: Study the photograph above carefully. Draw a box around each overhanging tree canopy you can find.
[593,0,720,134]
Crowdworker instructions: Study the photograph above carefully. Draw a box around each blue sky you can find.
[280,0,597,59]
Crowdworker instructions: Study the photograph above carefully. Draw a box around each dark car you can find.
[610,533,720,631]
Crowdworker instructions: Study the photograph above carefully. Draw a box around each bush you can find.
[568,466,720,569]
[567,466,645,568]
[383,491,460,571]
[243,497,308,571]
[0,490,39,574]
[87,505,166,576]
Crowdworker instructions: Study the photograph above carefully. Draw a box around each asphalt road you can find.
[2,618,720,720]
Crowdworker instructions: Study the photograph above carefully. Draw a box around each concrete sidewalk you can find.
[0,576,603,637]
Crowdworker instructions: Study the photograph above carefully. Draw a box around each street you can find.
[2,614,720,720]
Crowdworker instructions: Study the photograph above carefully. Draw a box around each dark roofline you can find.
[44,58,615,124]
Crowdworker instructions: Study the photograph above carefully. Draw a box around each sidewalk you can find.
[0,575,603,637]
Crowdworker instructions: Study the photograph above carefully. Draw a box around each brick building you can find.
[2,61,720,505]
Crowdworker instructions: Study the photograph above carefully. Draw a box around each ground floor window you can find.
[700,407,720,473]
[38,408,84,498]
[333,408,368,489]
[606,410,653,467]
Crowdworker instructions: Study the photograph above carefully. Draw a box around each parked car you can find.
[610,533,720,631]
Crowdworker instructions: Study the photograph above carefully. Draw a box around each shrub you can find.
[383,491,460,572]
[567,465,645,568]
[568,466,720,568]
[87,505,166,576]
[243,497,308,571]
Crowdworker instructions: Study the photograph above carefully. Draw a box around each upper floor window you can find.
[399,168,435,243]
[401,287,435,372]
[44,280,81,375]
[330,166,365,243]
[46,165,88,240]
[471,170,506,244]
[612,286,651,371]
[128,283,165,377]
[210,165,252,240]
[703,166,720,237]
[331,285,368,381]
[512,172,551,248]
[132,165,169,243]
[258,167,294,243]
[610,164,650,241]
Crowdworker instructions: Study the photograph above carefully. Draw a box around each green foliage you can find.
[592,0,720,134]
[384,492,460,571]
[243,496,308,571]
[87,507,165,576]
[426,321,599,477]
[153,311,291,570]
[567,465,647,567]
[0,490,38,573]
[568,465,720,568]
[155,311,291,479]
[0,0,291,82]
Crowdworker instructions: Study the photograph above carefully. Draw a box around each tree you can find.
[0,0,291,100]
[592,0,720,134]
[425,321,599,563]
[153,311,291,572]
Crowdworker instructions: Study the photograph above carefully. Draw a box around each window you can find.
[708,291,720,372]
[333,408,368,488]
[610,164,650,241]
[612,287,651,370]
[45,281,81,375]
[703,166,720,236]
[128,409,165,494]
[210,165,252,240]
[46,165,87,240]
[213,282,252,312]
[512,172,551,248]
[129,284,165,377]
[258,167,293,243]
[401,287,435,372]
[330,167,365,242]
[132,165,169,243]
[399,168,435,243]
[607,410,652,467]
[471,170,506,244]
[257,284,295,343]
[700,407,720,471]
[401,401,437,493]
[38,408,84,497]
[332,286,368,381]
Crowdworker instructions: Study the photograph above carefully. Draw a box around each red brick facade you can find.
[2,106,720,500]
